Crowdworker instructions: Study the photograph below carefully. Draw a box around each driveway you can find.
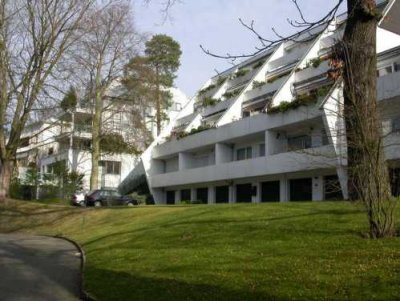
[0,234,82,301]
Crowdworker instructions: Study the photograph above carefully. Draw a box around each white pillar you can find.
[191,188,196,203]
[208,186,215,204]
[175,190,181,204]
[253,182,261,203]
[312,176,324,201]
[229,185,235,203]
[280,177,289,202]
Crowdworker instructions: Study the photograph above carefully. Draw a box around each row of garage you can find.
[165,175,343,204]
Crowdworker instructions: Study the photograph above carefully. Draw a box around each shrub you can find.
[253,60,265,69]
[267,72,289,83]
[202,97,221,107]
[216,77,227,86]
[268,84,333,114]
[233,68,250,78]
[310,57,323,68]
[198,84,217,96]
[177,124,216,140]
[222,88,243,99]
[252,81,265,90]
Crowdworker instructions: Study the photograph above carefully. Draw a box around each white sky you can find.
[133,1,346,97]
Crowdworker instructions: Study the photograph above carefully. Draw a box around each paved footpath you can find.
[0,234,82,301]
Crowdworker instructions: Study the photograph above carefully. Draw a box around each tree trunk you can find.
[155,69,161,137]
[0,159,14,202]
[342,0,396,238]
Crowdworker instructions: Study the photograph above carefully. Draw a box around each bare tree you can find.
[0,0,93,202]
[201,0,397,238]
[71,0,140,190]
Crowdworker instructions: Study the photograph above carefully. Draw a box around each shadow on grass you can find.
[0,201,85,233]
[86,267,281,301]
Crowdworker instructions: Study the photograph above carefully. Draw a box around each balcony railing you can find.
[293,61,332,93]
[318,31,343,56]
[268,50,304,72]
[227,69,257,90]
[174,112,197,129]
[243,76,287,105]
[202,97,236,118]
[377,68,400,101]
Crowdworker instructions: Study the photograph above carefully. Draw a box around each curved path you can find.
[0,234,82,301]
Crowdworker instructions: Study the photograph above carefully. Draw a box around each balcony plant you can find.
[268,84,333,114]
[233,68,250,79]
[253,60,265,70]
[176,124,216,140]
[202,97,221,107]
[198,84,217,96]
[267,71,289,83]
[216,76,227,86]
[222,88,243,99]
[252,80,266,90]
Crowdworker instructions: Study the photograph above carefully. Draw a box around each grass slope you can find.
[1,200,400,301]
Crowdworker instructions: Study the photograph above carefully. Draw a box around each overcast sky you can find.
[133,1,346,98]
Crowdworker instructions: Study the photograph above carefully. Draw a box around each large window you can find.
[288,135,312,151]
[99,161,121,175]
[259,144,265,157]
[392,117,400,132]
[236,147,252,161]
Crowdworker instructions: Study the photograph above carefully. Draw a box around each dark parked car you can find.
[85,189,138,207]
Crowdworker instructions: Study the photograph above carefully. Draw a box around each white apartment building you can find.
[16,85,188,191]
[119,0,400,204]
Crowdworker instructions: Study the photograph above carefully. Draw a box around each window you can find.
[259,144,265,157]
[393,117,400,132]
[395,62,400,72]
[99,161,121,175]
[288,135,312,151]
[242,111,250,118]
[48,147,54,155]
[171,102,182,111]
[237,148,246,161]
[236,147,252,161]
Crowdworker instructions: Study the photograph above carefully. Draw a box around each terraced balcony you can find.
[318,31,343,57]
[243,76,288,109]
[227,69,257,91]
[174,112,198,130]
[202,97,236,119]
[293,61,332,94]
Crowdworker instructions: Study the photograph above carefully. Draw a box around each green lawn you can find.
[1,200,400,301]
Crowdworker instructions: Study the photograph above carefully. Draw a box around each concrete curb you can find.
[48,235,97,301]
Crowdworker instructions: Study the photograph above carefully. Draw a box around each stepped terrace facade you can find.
[120,1,400,204]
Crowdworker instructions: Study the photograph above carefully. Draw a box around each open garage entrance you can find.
[166,191,175,205]
[236,183,252,203]
[215,186,229,203]
[261,181,280,202]
[180,189,191,203]
[196,188,208,204]
[290,178,312,201]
